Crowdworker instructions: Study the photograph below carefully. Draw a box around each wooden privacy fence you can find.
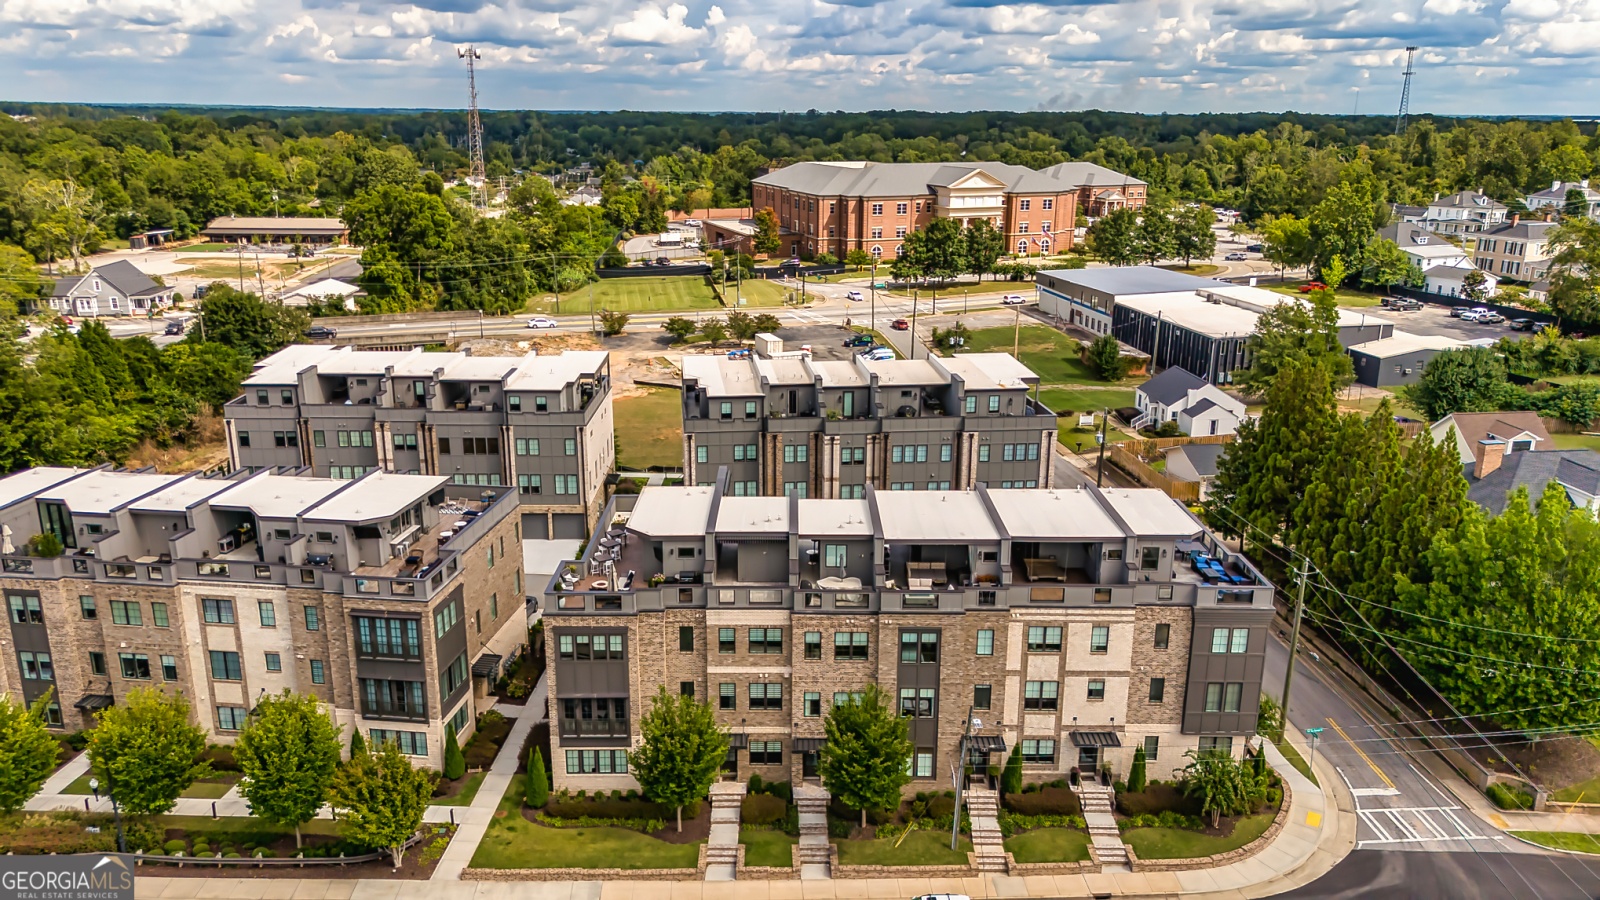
[1106,444,1201,502]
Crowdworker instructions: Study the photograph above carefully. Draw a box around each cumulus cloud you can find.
[0,0,1596,114]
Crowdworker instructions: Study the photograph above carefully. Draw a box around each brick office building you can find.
[0,466,527,770]
[726,160,1146,262]
[680,351,1058,497]
[543,475,1271,791]
[224,346,614,540]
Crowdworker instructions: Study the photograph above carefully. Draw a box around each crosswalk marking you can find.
[1354,805,1500,848]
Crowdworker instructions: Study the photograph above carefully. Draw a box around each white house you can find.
[1424,262,1499,299]
[48,260,175,318]
[1525,180,1600,220]
[1421,190,1508,234]
[1133,366,1248,436]
[1376,222,1469,271]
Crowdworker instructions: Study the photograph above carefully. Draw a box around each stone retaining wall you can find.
[1004,852,1098,876]
[462,845,706,883]
[826,845,976,879]
[1128,781,1292,873]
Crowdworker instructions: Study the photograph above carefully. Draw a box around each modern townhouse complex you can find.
[223,346,614,540]
[542,475,1273,791]
[711,160,1144,262]
[0,466,528,770]
[1472,217,1558,282]
[680,348,1058,496]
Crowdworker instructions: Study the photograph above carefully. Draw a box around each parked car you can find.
[843,334,874,347]
[1001,294,1026,305]
[856,345,883,356]
[1245,243,1265,252]
[1382,297,1423,311]
[892,318,910,330]
[526,316,559,329]
[682,218,702,227]
[1460,309,1497,323]
[864,347,895,361]
[163,318,188,336]
[1479,311,1505,324]
[305,324,338,339]
[846,290,865,302]
[1509,317,1537,331]
[1449,306,1466,317]
[1224,251,1248,261]
[655,257,671,266]
[1298,282,1328,293]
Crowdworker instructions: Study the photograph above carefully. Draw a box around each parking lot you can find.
[1360,301,1528,343]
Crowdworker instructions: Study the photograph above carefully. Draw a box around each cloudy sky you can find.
[1,0,1597,115]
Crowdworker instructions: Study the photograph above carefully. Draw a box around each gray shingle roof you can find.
[1139,366,1207,408]
[1378,220,1445,247]
[1167,443,1226,481]
[1465,449,1600,514]
[1528,181,1600,202]
[1479,220,1558,241]
[753,160,1143,199]
[1429,191,1508,211]
[52,260,163,299]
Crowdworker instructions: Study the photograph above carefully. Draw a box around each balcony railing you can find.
[559,718,630,738]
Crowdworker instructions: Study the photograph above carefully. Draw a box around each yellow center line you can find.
[1327,717,1395,790]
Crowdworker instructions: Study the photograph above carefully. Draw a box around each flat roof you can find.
[37,471,183,516]
[303,473,449,522]
[1038,265,1220,296]
[863,358,946,385]
[243,347,603,390]
[796,499,874,536]
[128,476,237,513]
[715,497,791,533]
[627,486,716,537]
[1099,489,1202,536]
[0,467,86,511]
[986,488,1125,540]
[811,361,867,387]
[1348,331,1466,358]
[210,474,351,520]
[505,351,608,391]
[938,353,1038,390]
[681,355,761,397]
[1197,284,1391,330]
[873,491,999,541]
[1117,294,1262,338]
[755,357,811,386]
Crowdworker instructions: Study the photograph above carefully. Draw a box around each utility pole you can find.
[870,262,878,333]
[458,46,488,211]
[236,249,245,293]
[1095,410,1109,487]
[1281,558,1312,718]
[1395,46,1418,135]
[951,705,978,851]
[909,291,919,359]
[1012,302,1022,357]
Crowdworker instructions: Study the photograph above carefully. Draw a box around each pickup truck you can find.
[1382,297,1423,311]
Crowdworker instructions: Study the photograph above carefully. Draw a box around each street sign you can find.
[1305,727,1324,736]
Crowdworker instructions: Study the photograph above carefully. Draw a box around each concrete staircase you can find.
[1078,784,1130,871]
[704,782,746,881]
[964,787,1008,873]
[794,783,832,879]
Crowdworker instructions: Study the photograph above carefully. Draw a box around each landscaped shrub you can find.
[1001,786,1081,817]
[163,840,187,853]
[63,731,90,752]
[826,816,853,838]
[748,773,764,794]
[1118,811,1205,832]
[997,812,1087,837]
[200,744,238,771]
[545,794,699,821]
[535,811,666,832]
[1488,783,1535,810]
[1116,782,1204,818]
[742,792,787,825]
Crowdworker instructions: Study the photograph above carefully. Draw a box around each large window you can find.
[804,692,822,717]
[1090,625,1109,654]
[834,632,868,660]
[1204,682,1244,713]
[1086,679,1105,700]
[362,679,426,719]
[718,628,736,654]
[898,687,936,718]
[209,651,242,681]
[1149,677,1166,702]
[119,653,150,680]
[1020,739,1056,763]
[216,707,248,731]
[1154,623,1170,649]
[1023,681,1059,710]
[748,683,783,710]
[440,652,469,699]
[201,598,234,625]
[720,683,736,710]
[899,631,938,663]
[823,544,847,568]
[110,600,141,626]
[1026,626,1061,653]
[1210,627,1250,654]
[566,749,629,774]
[749,741,784,765]
[748,628,783,654]
[678,626,695,652]
[804,631,822,660]
[356,617,421,658]
[19,651,53,681]
[372,730,429,757]
[974,684,992,709]
[976,629,994,656]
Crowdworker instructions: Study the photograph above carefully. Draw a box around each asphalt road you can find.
[1283,849,1600,899]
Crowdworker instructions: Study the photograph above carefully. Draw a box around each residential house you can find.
[1524,180,1600,220]
[1133,367,1247,436]
[49,260,174,318]
[1376,221,1469,272]
[1462,438,1600,514]
[1420,191,1508,235]
[1429,411,1551,465]
[561,185,603,207]
[1424,262,1498,299]
[1164,444,1226,500]
[543,475,1274,790]
[1473,218,1558,283]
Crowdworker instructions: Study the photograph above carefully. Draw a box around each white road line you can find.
[1439,807,1483,839]
[1356,835,1503,848]
[1416,811,1451,841]
[1351,788,1403,797]
[1359,810,1393,842]
[1384,809,1422,841]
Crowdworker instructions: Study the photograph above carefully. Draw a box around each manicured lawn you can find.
[952,326,1098,385]
[1551,432,1600,454]
[536,276,722,314]
[1121,813,1275,859]
[432,771,487,807]
[1263,282,1389,308]
[180,775,240,799]
[614,387,685,470]
[728,278,792,307]
[62,774,95,795]
[153,814,342,839]
[741,827,797,867]
[1274,738,1319,787]
[1509,831,1600,853]
[178,242,246,253]
[833,830,972,866]
[1004,827,1093,863]
[1550,770,1600,803]
[471,775,702,869]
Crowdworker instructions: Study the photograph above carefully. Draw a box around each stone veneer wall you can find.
[461,845,707,882]
[826,845,977,879]
[1127,779,1292,873]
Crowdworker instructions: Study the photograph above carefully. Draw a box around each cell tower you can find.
[1395,46,1418,135]
[458,45,488,210]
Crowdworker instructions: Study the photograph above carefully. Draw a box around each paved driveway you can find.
[1364,303,1525,343]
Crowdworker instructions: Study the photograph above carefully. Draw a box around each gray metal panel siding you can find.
[1182,606,1272,735]
[551,626,631,695]
[7,588,52,707]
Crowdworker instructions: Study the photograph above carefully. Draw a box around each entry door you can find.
[802,751,819,779]
[1078,746,1099,771]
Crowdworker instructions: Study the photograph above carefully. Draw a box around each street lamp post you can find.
[88,777,125,853]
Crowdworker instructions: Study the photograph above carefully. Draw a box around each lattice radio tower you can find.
[1395,46,1418,135]
[458,45,488,210]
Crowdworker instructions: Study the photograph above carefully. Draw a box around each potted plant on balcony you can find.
[648,573,666,587]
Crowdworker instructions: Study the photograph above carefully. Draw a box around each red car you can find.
[1298,282,1328,293]
[891,319,910,330]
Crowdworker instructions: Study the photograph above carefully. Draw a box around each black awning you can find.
[1070,731,1122,749]
[793,737,826,752]
[969,735,1008,753]
[75,694,114,711]
[471,653,503,678]
[728,733,749,749]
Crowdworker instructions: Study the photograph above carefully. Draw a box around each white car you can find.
[526,316,559,329]
[1001,294,1026,305]
[683,218,702,227]
[1458,309,1487,323]
[846,290,865,302]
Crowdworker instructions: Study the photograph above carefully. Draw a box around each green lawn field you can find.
[534,276,722,314]
[614,387,685,470]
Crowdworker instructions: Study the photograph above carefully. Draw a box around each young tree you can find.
[1260,215,1314,280]
[662,316,697,342]
[699,318,728,348]
[86,687,210,816]
[1086,334,1129,381]
[964,218,1005,280]
[1126,745,1148,794]
[328,740,436,868]
[0,688,61,813]
[442,724,466,781]
[350,729,366,757]
[818,684,913,828]
[1462,267,1490,304]
[845,249,873,271]
[1000,749,1024,796]
[627,685,728,832]
[1361,238,1422,291]
[1403,347,1515,421]
[598,309,631,336]
[235,690,343,848]
[725,310,760,341]
[753,207,781,256]
[1086,208,1141,266]
[1234,286,1353,396]
[1173,204,1218,267]
[526,748,549,808]
[1181,750,1251,828]
[751,313,782,334]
